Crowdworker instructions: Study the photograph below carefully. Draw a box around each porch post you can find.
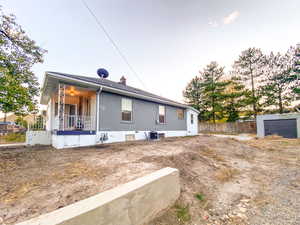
[96,90,100,131]
[58,83,65,131]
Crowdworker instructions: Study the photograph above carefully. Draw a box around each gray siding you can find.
[99,92,187,131]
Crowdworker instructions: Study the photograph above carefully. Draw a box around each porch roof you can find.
[40,71,199,113]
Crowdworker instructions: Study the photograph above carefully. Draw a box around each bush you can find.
[4,132,25,143]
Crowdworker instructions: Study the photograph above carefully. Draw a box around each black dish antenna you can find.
[97,68,109,79]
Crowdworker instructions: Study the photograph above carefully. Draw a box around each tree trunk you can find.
[3,112,7,134]
[250,67,257,118]
[212,72,216,124]
[278,89,283,114]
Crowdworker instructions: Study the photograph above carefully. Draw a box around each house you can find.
[40,71,199,149]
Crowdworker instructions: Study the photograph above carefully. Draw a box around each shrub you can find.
[4,132,25,143]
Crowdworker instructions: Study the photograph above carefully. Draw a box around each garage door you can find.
[264,119,297,138]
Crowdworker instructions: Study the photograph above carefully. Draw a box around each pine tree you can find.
[233,48,266,117]
[184,62,228,123]
[183,76,206,119]
[223,76,252,122]
[292,44,300,95]
[260,51,295,114]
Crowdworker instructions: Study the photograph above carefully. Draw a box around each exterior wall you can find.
[96,130,187,144]
[257,113,300,138]
[15,167,180,225]
[26,131,52,145]
[52,134,97,149]
[186,109,198,135]
[52,130,187,149]
[99,92,187,131]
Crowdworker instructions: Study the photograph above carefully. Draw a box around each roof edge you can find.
[43,72,194,110]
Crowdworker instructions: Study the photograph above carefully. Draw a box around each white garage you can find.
[256,113,300,138]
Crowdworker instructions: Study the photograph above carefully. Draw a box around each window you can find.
[191,114,194,124]
[159,105,166,123]
[122,98,132,121]
[177,109,184,120]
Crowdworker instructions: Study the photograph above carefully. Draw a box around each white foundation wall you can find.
[51,130,188,149]
[26,131,52,146]
[96,130,188,144]
[52,134,97,149]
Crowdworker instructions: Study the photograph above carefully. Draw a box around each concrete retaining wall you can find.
[16,167,180,225]
[26,131,52,145]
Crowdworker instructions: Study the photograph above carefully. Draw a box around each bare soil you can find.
[0,135,299,225]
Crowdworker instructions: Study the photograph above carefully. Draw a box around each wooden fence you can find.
[199,121,256,134]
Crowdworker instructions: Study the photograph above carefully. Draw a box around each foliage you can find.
[174,204,191,222]
[223,76,252,122]
[260,50,295,114]
[291,44,300,95]
[0,6,46,119]
[233,48,266,117]
[184,62,228,123]
[183,76,204,118]
[15,116,28,128]
[4,132,25,143]
[195,193,205,201]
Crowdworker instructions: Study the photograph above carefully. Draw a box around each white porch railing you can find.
[55,115,96,131]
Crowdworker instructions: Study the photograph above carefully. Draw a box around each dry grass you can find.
[246,135,300,151]
[252,192,274,207]
[215,167,240,182]
[199,146,225,162]
[1,161,107,203]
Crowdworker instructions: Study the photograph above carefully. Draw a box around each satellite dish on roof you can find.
[97,68,109,79]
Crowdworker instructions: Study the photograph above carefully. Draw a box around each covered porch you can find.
[49,83,97,135]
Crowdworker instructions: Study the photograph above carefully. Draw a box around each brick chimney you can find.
[119,76,126,85]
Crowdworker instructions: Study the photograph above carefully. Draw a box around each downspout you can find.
[96,86,103,132]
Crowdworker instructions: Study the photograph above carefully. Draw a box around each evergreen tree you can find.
[184,62,228,123]
[260,51,295,114]
[233,48,266,117]
[0,6,46,122]
[223,76,252,122]
[292,44,300,95]
[183,76,206,120]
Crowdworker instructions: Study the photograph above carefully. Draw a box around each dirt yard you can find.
[0,135,299,225]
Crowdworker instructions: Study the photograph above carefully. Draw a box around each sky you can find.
[1,0,300,104]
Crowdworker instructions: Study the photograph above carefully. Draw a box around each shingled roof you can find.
[45,71,188,108]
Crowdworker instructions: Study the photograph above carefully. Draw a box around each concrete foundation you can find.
[15,167,180,225]
[26,131,52,145]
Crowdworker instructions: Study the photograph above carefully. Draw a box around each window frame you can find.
[121,98,133,122]
[177,109,184,120]
[158,105,166,124]
[191,113,194,124]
